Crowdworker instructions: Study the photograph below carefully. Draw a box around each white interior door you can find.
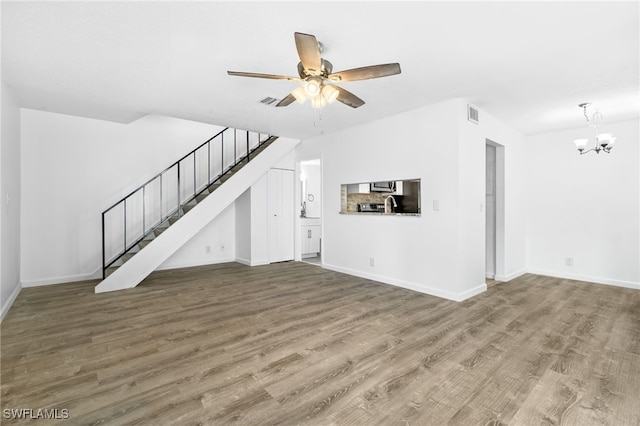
[268,169,294,263]
[486,144,496,278]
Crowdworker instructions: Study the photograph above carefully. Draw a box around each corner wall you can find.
[296,98,526,301]
[1,78,22,320]
[525,119,640,288]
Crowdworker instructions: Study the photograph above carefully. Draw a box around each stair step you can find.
[122,252,136,263]
[105,266,119,277]
[156,220,170,229]
[182,205,196,215]
[207,182,222,193]
[111,258,124,267]
[138,239,152,249]
[195,193,208,203]
[154,226,168,237]
[168,216,180,225]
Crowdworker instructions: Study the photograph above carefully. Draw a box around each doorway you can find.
[299,159,322,265]
[485,139,505,283]
[486,144,496,279]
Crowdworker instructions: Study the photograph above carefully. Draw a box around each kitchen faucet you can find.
[384,195,397,213]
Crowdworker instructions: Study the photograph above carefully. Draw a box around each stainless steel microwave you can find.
[370,181,396,192]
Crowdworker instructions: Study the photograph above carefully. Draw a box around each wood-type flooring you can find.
[2,262,639,425]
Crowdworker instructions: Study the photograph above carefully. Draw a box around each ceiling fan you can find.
[227,32,401,109]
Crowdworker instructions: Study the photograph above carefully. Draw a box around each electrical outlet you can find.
[565,257,573,266]
[220,244,225,252]
[369,257,375,267]
[433,200,440,211]
[205,246,211,253]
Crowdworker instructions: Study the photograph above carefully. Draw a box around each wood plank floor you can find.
[2,262,639,425]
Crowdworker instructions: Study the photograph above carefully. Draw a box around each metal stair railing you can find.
[101,128,273,279]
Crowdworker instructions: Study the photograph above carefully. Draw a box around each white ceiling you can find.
[2,1,638,140]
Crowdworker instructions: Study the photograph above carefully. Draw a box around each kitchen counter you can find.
[339,212,421,217]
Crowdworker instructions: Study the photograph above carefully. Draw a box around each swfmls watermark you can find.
[3,408,70,420]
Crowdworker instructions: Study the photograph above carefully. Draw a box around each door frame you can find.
[486,139,505,281]
[485,143,497,279]
[295,156,323,263]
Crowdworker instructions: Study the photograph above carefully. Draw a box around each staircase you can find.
[97,128,300,293]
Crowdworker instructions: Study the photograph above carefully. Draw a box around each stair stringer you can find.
[95,136,300,293]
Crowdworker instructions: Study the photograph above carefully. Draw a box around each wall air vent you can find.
[467,104,479,124]
[259,97,280,107]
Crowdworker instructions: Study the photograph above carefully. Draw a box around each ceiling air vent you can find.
[259,97,280,107]
[467,104,479,124]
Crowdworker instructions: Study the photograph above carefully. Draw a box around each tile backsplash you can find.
[344,193,390,213]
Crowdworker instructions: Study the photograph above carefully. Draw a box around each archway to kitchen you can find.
[296,157,323,265]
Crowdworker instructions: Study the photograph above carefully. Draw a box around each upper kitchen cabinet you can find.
[346,183,370,194]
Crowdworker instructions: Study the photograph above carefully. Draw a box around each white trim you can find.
[323,263,486,302]
[235,257,252,266]
[495,269,527,282]
[156,257,236,271]
[21,269,101,287]
[485,273,496,279]
[235,257,269,267]
[458,283,488,301]
[527,268,640,290]
[1,283,22,322]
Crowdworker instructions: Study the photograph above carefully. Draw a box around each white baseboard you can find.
[495,269,527,282]
[458,282,488,300]
[236,257,269,267]
[1,282,22,322]
[527,268,640,290]
[322,263,485,302]
[157,257,236,271]
[235,257,252,266]
[21,269,102,287]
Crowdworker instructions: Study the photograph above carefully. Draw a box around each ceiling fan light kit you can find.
[573,102,616,155]
[228,32,401,110]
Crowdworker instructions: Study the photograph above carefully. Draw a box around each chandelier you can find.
[573,103,616,155]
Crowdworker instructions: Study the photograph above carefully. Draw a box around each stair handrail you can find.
[101,127,273,278]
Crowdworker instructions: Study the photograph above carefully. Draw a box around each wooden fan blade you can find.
[294,32,322,75]
[276,93,296,107]
[335,86,365,108]
[328,63,401,82]
[227,71,301,81]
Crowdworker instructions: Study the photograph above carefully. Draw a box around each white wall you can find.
[158,203,235,270]
[20,109,234,285]
[525,119,640,288]
[235,189,252,264]
[296,98,525,301]
[1,78,22,320]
